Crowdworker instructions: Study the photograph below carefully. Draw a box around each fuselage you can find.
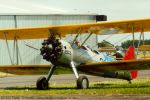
[72,43,115,66]
[57,40,115,67]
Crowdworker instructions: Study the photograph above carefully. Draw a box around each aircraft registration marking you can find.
[64,50,71,55]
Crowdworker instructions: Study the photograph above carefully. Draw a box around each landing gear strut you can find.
[70,61,89,89]
[36,65,56,90]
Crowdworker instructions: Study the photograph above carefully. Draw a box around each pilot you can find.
[113,48,123,60]
[75,40,81,47]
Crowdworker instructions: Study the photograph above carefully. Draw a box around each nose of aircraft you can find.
[40,38,63,64]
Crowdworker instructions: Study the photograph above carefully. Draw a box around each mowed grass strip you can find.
[0,78,150,95]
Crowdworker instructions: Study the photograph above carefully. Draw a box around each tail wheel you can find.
[36,77,48,90]
[77,76,89,89]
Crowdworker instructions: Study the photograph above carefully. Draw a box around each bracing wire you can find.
[113,34,132,45]
[101,34,113,41]
[22,40,41,64]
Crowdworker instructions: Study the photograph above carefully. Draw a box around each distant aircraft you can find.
[0,18,150,90]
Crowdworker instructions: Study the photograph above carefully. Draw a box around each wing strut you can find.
[131,24,136,59]
[15,38,19,64]
[142,27,145,45]
[13,37,22,65]
[13,16,22,65]
[71,28,82,46]
[81,33,92,46]
[137,24,144,55]
[4,32,13,65]
[131,24,135,48]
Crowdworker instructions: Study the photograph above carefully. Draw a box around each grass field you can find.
[0,78,150,95]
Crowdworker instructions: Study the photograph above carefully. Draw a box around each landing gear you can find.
[77,76,89,89]
[36,77,48,90]
[128,80,132,84]
[36,65,56,90]
[37,36,61,90]
[70,61,89,89]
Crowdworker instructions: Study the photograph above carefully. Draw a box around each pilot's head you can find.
[75,40,80,46]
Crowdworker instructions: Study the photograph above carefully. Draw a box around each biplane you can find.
[0,18,150,90]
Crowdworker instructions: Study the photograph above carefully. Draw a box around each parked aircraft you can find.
[0,18,150,90]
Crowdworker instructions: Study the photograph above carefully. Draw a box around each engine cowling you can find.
[57,40,73,64]
[40,38,73,65]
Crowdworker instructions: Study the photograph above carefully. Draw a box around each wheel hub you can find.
[82,79,88,89]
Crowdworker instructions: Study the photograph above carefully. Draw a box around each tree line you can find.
[121,39,150,48]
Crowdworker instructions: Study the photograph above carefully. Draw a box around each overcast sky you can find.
[0,0,150,45]
[1,0,150,20]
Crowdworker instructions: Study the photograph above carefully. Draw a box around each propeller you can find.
[40,38,63,64]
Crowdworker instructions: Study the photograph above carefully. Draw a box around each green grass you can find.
[1,78,150,95]
[53,66,72,75]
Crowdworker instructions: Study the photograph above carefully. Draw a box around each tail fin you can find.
[123,45,135,60]
[123,46,137,79]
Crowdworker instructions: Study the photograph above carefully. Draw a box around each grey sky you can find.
[1,0,150,20]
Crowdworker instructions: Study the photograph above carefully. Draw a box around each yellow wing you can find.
[79,59,150,72]
[0,65,50,75]
[0,18,150,40]
[139,45,150,51]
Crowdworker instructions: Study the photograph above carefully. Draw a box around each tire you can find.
[77,76,89,89]
[36,76,48,90]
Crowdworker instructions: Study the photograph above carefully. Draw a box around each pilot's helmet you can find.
[75,40,80,46]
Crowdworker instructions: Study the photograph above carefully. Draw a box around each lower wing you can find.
[0,65,50,75]
[78,59,150,72]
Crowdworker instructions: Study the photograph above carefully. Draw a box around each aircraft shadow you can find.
[4,83,150,90]
[91,83,150,89]
[4,87,75,90]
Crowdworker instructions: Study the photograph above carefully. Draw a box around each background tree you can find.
[121,39,150,48]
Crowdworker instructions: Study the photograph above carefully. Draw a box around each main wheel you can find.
[77,76,89,89]
[36,77,48,90]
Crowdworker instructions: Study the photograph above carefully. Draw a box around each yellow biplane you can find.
[0,18,149,90]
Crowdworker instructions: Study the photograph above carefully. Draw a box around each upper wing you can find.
[0,18,150,40]
[78,59,150,72]
[139,45,150,51]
